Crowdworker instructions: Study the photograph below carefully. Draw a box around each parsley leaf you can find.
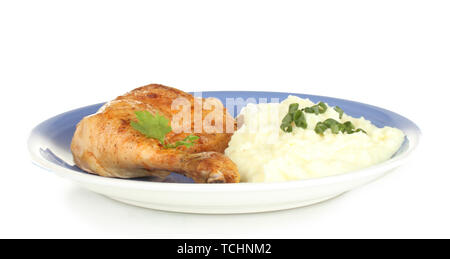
[166,135,200,149]
[131,110,199,148]
[131,111,171,145]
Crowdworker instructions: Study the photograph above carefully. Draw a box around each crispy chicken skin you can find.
[71,84,239,183]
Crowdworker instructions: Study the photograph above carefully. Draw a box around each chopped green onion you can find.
[282,113,293,125]
[350,128,367,134]
[341,121,355,133]
[314,122,328,134]
[314,119,367,135]
[334,106,344,119]
[288,103,299,114]
[323,118,341,134]
[280,101,366,135]
[293,110,307,129]
[304,102,327,115]
[281,123,293,132]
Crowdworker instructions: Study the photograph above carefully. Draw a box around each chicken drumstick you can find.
[71,84,239,183]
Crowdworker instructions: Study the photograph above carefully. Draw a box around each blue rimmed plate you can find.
[28,91,421,214]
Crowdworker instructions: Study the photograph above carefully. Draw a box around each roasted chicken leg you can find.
[71,84,239,183]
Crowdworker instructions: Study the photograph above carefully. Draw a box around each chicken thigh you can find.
[71,84,239,183]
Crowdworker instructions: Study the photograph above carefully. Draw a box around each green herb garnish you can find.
[334,106,344,119]
[323,118,341,134]
[281,102,366,135]
[280,102,327,132]
[314,122,329,134]
[314,118,367,135]
[280,104,299,132]
[351,128,367,134]
[165,135,200,148]
[288,103,299,114]
[280,112,294,132]
[303,101,328,115]
[131,110,199,148]
[293,110,307,129]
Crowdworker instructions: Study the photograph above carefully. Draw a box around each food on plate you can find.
[225,95,405,182]
[71,84,405,185]
[71,84,240,183]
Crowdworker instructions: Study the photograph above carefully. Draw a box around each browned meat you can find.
[71,84,239,183]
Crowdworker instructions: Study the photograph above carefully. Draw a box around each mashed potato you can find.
[225,95,405,182]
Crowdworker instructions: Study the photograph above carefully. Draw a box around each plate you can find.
[28,91,421,214]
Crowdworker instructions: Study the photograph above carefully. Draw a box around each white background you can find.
[1,0,449,238]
